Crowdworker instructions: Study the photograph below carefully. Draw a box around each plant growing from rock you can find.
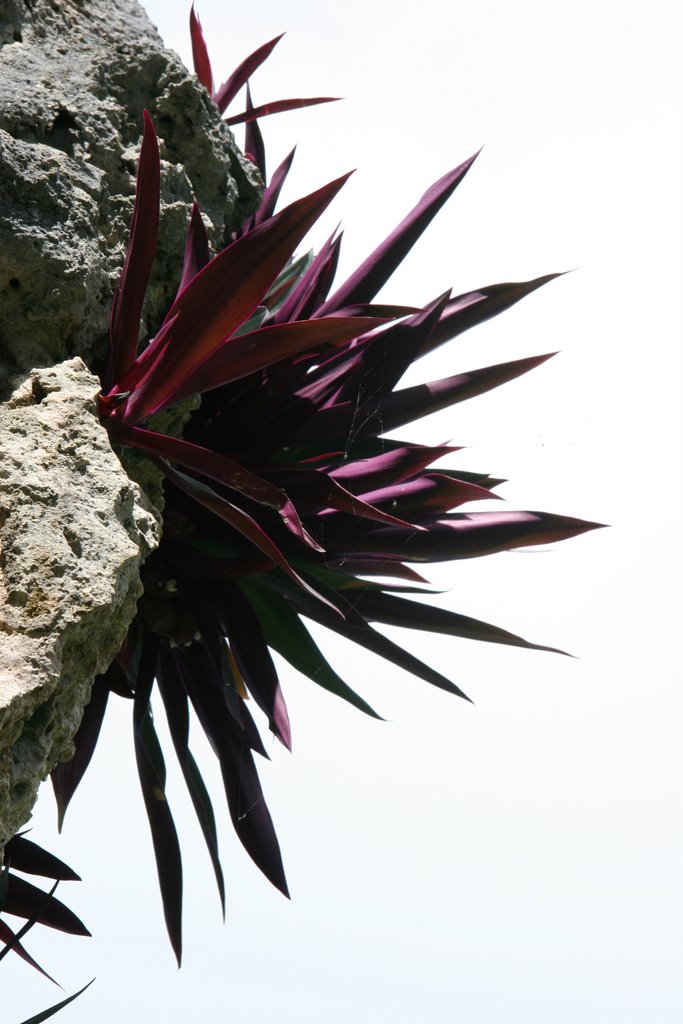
[2,3,601,994]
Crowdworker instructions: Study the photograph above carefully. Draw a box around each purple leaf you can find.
[189,4,214,94]
[293,353,556,440]
[106,110,159,388]
[272,228,342,325]
[316,153,479,315]
[159,460,340,613]
[323,557,430,583]
[155,646,226,914]
[111,421,321,552]
[170,632,266,757]
[133,633,183,966]
[0,917,59,985]
[2,836,80,882]
[172,647,289,895]
[333,293,452,404]
[254,147,296,227]
[275,578,471,701]
[244,82,266,178]
[213,33,285,114]
[269,468,422,529]
[353,590,569,655]
[119,173,352,421]
[51,673,109,832]
[423,273,565,356]
[158,315,386,411]
[226,96,341,126]
[219,735,289,896]
[358,472,501,514]
[324,510,604,561]
[215,583,292,750]
[2,876,90,936]
[175,203,210,300]
[330,444,459,491]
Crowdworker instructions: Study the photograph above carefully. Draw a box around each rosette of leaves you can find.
[49,24,600,967]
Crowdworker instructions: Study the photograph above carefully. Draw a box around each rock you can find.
[0,359,160,853]
[0,0,260,386]
[0,0,263,855]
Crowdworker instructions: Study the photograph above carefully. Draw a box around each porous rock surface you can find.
[0,359,160,851]
[0,0,260,386]
[0,0,259,855]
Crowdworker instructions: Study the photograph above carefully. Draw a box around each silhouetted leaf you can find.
[51,674,109,832]
[133,634,183,966]
[16,979,95,1024]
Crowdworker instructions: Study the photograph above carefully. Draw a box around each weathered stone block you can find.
[0,359,160,851]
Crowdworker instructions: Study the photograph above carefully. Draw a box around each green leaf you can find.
[241,580,382,719]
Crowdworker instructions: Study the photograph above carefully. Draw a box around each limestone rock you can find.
[0,0,260,386]
[0,359,160,852]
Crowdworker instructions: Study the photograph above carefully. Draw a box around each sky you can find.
[4,1,683,1021]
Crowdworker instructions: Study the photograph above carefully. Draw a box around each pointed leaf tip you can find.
[317,152,480,315]
[190,6,215,94]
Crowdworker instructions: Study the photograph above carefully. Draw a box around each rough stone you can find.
[0,0,261,387]
[0,359,160,853]
[0,0,262,859]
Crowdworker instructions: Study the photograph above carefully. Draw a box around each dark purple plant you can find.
[49,19,601,966]
[1,836,93,1022]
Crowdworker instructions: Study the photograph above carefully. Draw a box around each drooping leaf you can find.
[2,836,80,882]
[270,576,471,702]
[110,421,321,552]
[155,646,226,914]
[2,876,90,936]
[214,582,292,750]
[51,673,110,832]
[174,647,289,895]
[159,460,339,612]
[132,633,183,966]
[0,917,59,984]
[241,581,382,718]
[218,737,290,897]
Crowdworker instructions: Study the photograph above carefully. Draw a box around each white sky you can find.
[5,1,682,1021]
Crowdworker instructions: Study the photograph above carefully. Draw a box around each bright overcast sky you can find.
[5,1,682,1022]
